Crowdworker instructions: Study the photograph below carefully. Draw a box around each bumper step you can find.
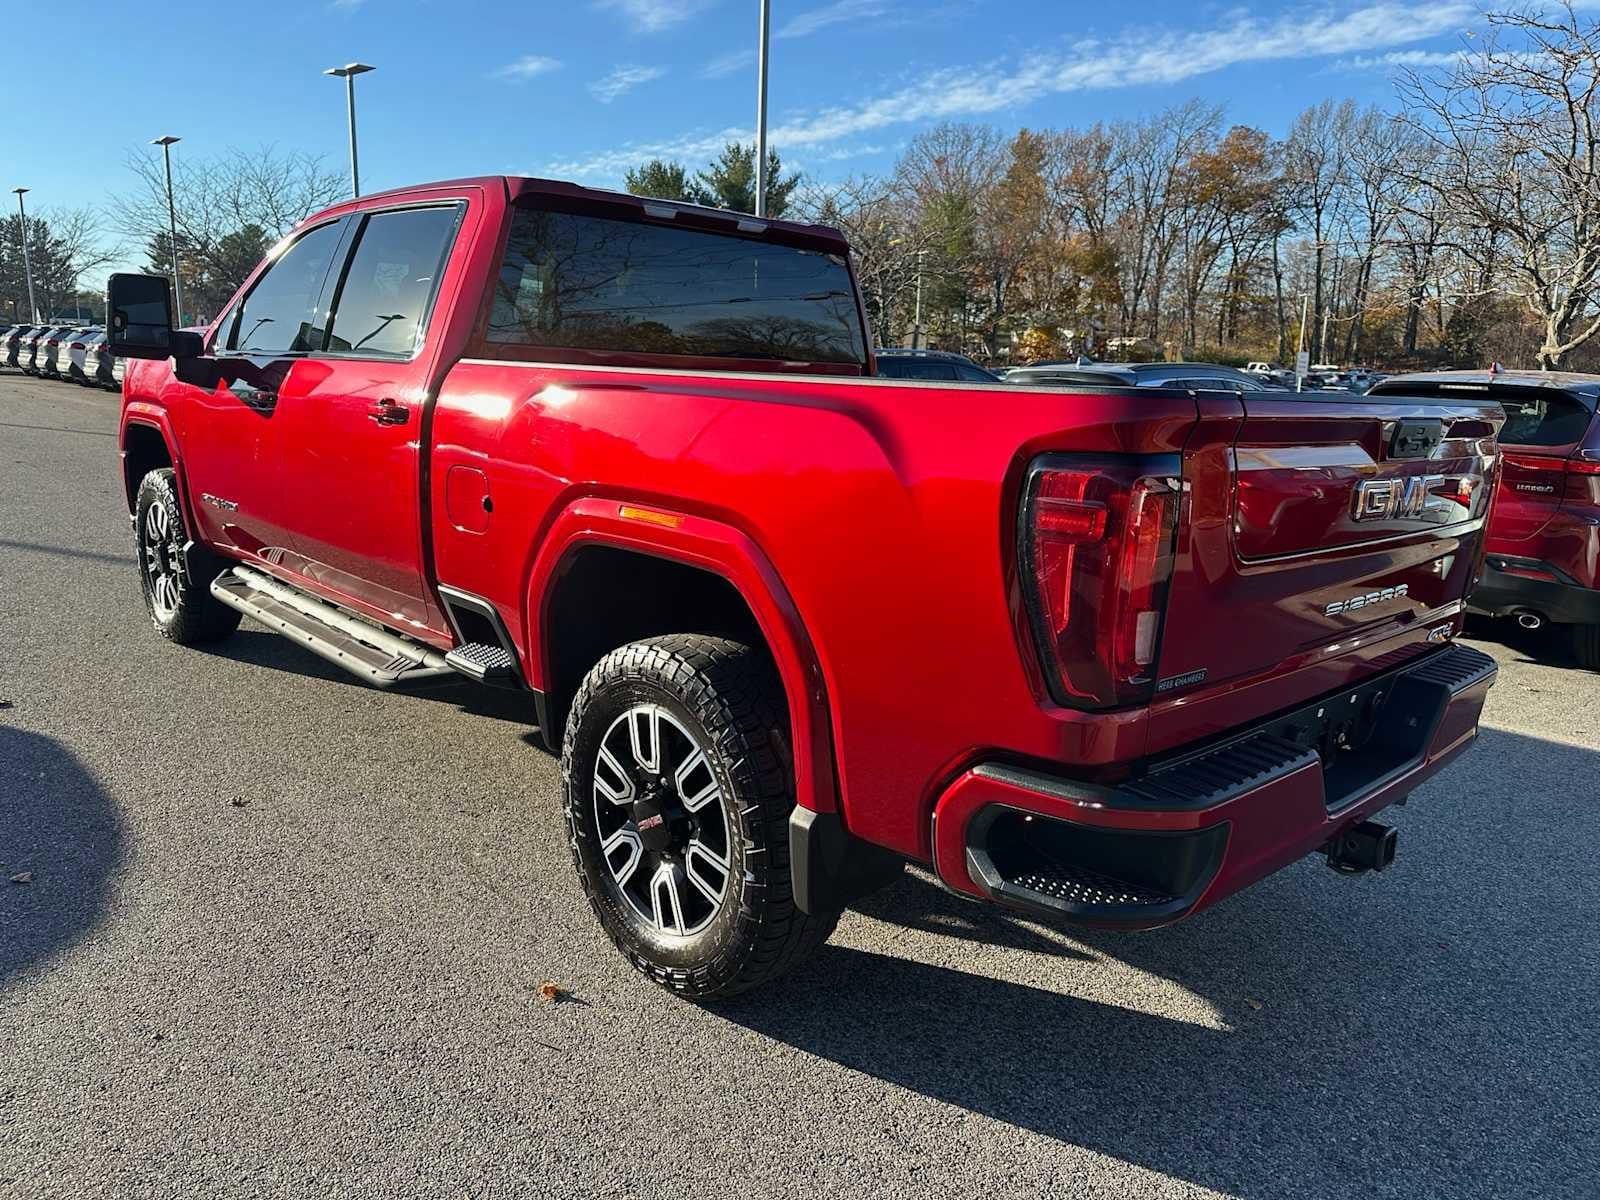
[211,565,453,689]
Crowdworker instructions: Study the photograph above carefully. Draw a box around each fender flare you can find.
[119,403,194,524]
[524,497,839,815]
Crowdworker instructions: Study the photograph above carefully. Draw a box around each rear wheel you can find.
[562,634,839,998]
[1574,623,1600,671]
[134,468,241,644]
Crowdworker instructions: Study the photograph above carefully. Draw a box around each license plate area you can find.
[1256,671,1434,811]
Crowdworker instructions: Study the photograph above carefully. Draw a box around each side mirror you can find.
[106,273,202,360]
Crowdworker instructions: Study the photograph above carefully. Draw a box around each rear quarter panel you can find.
[428,367,1196,858]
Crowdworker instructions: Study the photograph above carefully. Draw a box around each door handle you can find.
[367,398,410,426]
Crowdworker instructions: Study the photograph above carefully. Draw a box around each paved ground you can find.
[0,371,1596,1200]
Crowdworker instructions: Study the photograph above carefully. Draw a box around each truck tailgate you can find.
[1155,393,1501,705]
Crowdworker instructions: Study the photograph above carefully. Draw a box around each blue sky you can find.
[4,1,1486,220]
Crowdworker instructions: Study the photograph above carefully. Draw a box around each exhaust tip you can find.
[1516,610,1545,630]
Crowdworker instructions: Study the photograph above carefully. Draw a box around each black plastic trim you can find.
[437,584,526,689]
[788,808,905,915]
[1468,560,1600,625]
[964,805,1228,930]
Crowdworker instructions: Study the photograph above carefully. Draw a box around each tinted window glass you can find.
[877,358,956,380]
[326,206,459,356]
[229,222,343,355]
[487,207,866,365]
[1497,389,1597,447]
[955,363,997,381]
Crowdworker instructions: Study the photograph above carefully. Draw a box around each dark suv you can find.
[874,348,998,381]
[1370,370,1600,669]
[1005,361,1291,391]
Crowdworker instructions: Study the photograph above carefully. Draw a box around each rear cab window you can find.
[480,205,867,370]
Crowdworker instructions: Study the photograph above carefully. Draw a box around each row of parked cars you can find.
[0,322,124,390]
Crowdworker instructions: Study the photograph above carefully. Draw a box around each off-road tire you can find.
[1574,623,1600,672]
[134,468,242,644]
[562,634,839,998]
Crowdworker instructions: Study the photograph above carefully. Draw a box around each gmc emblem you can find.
[1352,475,1446,521]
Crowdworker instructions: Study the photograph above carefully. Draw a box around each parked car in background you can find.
[3,324,37,368]
[1008,361,1292,392]
[61,327,102,383]
[874,348,999,381]
[21,326,63,374]
[1370,370,1600,669]
[82,330,122,389]
[1245,360,1296,387]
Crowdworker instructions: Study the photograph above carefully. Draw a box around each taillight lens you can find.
[1019,455,1181,709]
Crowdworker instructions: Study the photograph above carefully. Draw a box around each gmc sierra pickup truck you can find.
[108,176,1501,998]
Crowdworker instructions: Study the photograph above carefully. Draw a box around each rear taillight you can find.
[1019,455,1181,709]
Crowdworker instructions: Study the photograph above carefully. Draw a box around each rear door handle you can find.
[367,398,410,426]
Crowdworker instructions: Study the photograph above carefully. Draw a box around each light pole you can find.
[151,136,184,322]
[754,1,771,216]
[324,62,375,198]
[912,250,926,349]
[12,188,39,322]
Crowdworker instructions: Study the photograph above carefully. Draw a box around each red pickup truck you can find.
[108,176,1501,997]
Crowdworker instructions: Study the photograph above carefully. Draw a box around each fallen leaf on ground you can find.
[10,872,33,885]
[230,797,250,808]
[1244,997,1263,1011]
[537,981,565,1002]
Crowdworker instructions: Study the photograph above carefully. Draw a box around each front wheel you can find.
[134,468,241,644]
[562,635,839,998]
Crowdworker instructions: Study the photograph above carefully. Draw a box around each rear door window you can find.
[324,205,462,357]
[485,207,866,366]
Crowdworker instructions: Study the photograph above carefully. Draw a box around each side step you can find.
[444,642,519,685]
[211,565,454,689]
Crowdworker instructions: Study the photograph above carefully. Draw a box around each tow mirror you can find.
[105,273,202,360]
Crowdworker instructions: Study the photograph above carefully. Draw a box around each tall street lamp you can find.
[12,188,39,322]
[754,1,770,217]
[151,136,184,322]
[324,62,376,198]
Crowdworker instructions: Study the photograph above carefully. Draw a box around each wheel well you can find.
[122,423,172,511]
[542,546,769,746]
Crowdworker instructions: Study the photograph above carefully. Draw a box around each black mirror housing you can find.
[106,273,191,360]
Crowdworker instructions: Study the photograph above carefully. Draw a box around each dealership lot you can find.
[1,372,1596,1199]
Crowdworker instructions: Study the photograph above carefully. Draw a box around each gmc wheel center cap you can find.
[632,788,681,853]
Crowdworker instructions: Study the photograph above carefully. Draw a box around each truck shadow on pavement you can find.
[0,726,123,990]
[717,726,1599,1198]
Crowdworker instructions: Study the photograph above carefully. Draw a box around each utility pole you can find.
[754,0,771,217]
[12,189,39,322]
[151,137,184,322]
[324,62,376,198]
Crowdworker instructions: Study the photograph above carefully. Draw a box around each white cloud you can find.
[590,65,668,103]
[1339,49,1462,69]
[493,55,562,81]
[779,0,892,39]
[595,0,711,33]
[550,1,1477,178]
[700,48,755,79]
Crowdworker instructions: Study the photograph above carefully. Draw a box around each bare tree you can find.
[1399,4,1600,368]
[114,144,345,318]
[1284,99,1356,362]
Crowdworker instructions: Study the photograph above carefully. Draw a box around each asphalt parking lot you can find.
[1,370,1597,1199]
